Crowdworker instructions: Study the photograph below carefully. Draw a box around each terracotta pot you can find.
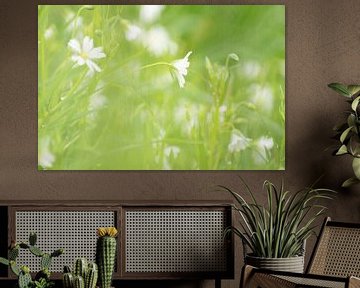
[245,254,304,273]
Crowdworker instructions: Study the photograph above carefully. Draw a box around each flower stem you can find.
[140,62,173,70]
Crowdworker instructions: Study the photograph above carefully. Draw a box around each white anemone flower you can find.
[140,26,177,56]
[164,146,180,158]
[163,145,180,170]
[68,36,106,73]
[139,5,164,23]
[253,136,274,164]
[228,130,251,153]
[125,24,142,41]
[249,84,274,112]
[175,103,199,135]
[44,26,55,40]
[38,137,55,168]
[243,61,261,78]
[171,51,192,88]
[87,93,107,122]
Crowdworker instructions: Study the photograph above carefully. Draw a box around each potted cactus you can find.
[96,227,118,288]
[62,258,98,288]
[0,232,63,288]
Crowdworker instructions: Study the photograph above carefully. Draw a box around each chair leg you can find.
[240,265,255,288]
[240,265,296,288]
[349,276,360,288]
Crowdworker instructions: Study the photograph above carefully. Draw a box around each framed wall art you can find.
[38,5,285,170]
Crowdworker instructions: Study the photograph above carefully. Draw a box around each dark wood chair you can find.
[241,217,360,288]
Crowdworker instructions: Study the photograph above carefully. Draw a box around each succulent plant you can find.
[74,275,85,288]
[62,266,74,288]
[0,232,63,288]
[74,258,88,279]
[96,227,118,288]
[33,278,54,288]
[85,262,98,288]
[62,259,98,288]
[19,268,32,288]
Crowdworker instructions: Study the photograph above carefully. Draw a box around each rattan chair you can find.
[241,217,360,288]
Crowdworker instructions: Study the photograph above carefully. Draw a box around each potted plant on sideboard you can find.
[221,178,334,273]
[328,82,360,187]
[0,232,63,288]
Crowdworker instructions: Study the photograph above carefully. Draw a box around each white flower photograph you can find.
[38,5,285,170]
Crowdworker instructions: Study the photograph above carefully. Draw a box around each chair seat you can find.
[277,274,346,288]
[243,266,360,288]
[241,218,360,288]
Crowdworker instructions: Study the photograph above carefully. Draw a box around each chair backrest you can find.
[307,217,360,277]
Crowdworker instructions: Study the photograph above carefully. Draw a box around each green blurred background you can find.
[38,5,285,170]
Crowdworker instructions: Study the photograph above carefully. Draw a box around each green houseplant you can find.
[328,83,360,187]
[221,179,334,272]
[62,258,98,288]
[0,232,63,288]
[96,227,118,288]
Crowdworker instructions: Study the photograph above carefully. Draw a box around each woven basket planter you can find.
[245,254,305,273]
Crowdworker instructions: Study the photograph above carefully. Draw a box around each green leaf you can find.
[10,261,20,276]
[348,135,360,157]
[223,179,335,258]
[328,83,351,97]
[342,177,360,188]
[19,243,29,249]
[9,247,19,261]
[352,157,360,179]
[340,126,353,143]
[29,232,37,246]
[228,53,239,61]
[336,144,348,155]
[348,85,360,96]
[29,246,44,257]
[50,248,63,257]
[0,257,9,266]
[40,254,52,269]
[205,57,213,76]
[352,96,360,111]
[348,114,356,127]
[333,122,348,132]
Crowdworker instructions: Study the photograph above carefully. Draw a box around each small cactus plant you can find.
[96,227,118,288]
[0,232,63,288]
[74,258,88,279]
[62,259,98,288]
[73,275,85,288]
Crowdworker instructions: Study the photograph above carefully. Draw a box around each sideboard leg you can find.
[215,278,221,288]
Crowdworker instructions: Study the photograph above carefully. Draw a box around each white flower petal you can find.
[39,138,55,168]
[228,131,251,153]
[140,26,178,56]
[125,24,142,41]
[174,71,185,88]
[88,47,106,59]
[82,36,94,53]
[171,51,192,88]
[68,39,81,53]
[164,146,180,158]
[139,5,164,23]
[86,59,101,72]
[184,51,192,59]
[68,36,105,73]
[71,55,85,66]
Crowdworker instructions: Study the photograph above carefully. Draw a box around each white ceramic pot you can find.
[245,254,305,273]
